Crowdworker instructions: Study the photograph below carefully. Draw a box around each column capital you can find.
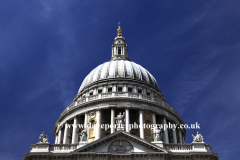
[125,106,130,109]
[96,108,102,112]
[57,123,63,129]
[138,108,144,112]
[151,112,156,116]
[162,114,168,119]
[138,109,154,115]
[109,105,117,109]
[172,121,177,124]
[73,115,77,118]
[145,110,154,114]
[58,125,63,130]
[88,110,97,115]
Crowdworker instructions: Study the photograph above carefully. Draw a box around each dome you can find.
[78,60,161,93]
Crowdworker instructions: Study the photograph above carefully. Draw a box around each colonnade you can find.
[55,108,185,145]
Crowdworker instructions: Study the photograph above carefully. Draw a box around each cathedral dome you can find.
[78,60,161,93]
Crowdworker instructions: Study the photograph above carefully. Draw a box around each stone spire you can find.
[110,22,129,61]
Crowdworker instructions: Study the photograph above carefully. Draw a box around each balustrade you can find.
[115,92,128,97]
[40,143,198,153]
[88,95,97,101]
[128,92,139,98]
[62,92,179,117]
[50,144,77,152]
[142,95,151,100]
[165,144,192,151]
[102,92,112,98]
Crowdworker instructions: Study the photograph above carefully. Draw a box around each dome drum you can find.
[54,101,185,145]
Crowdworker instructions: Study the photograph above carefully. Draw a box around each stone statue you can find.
[115,112,125,125]
[153,128,162,141]
[192,131,204,142]
[38,132,48,143]
[79,129,87,142]
[108,139,133,153]
[115,112,125,130]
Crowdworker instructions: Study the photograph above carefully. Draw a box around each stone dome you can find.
[78,60,161,93]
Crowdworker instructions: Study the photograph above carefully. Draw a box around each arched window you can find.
[118,47,121,55]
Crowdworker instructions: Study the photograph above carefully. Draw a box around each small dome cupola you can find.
[110,22,129,61]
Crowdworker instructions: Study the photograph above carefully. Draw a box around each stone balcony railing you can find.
[62,92,179,116]
[49,144,77,152]
[165,144,193,151]
[30,142,211,153]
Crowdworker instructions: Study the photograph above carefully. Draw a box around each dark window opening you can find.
[98,89,102,94]
[128,88,132,92]
[118,47,121,55]
[147,92,150,96]
[90,92,93,96]
[138,89,142,94]
[118,87,122,92]
[108,88,112,93]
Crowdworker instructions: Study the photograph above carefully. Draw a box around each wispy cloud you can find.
[172,51,222,115]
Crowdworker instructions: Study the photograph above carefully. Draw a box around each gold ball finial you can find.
[117,22,122,36]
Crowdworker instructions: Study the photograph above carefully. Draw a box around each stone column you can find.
[84,113,88,129]
[178,129,183,144]
[139,110,144,139]
[152,113,157,132]
[162,117,169,144]
[111,107,115,134]
[133,86,137,93]
[93,88,97,95]
[125,107,130,133]
[111,47,113,57]
[123,84,127,92]
[143,88,146,95]
[172,127,177,144]
[103,86,107,93]
[151,91,154,101]
[112,84,117,97]
[63,123,69,144]
[71,116,78,144]
[96,109,102,140]
[86,91,89,102]
[55,134,58,144]
[57,127,62,144]
[113,84,117,92]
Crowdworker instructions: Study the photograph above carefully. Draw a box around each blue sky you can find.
[0,0,239,159]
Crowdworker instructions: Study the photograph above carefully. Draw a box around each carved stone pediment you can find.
[108,139,133,153]
[74,131,168,153]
